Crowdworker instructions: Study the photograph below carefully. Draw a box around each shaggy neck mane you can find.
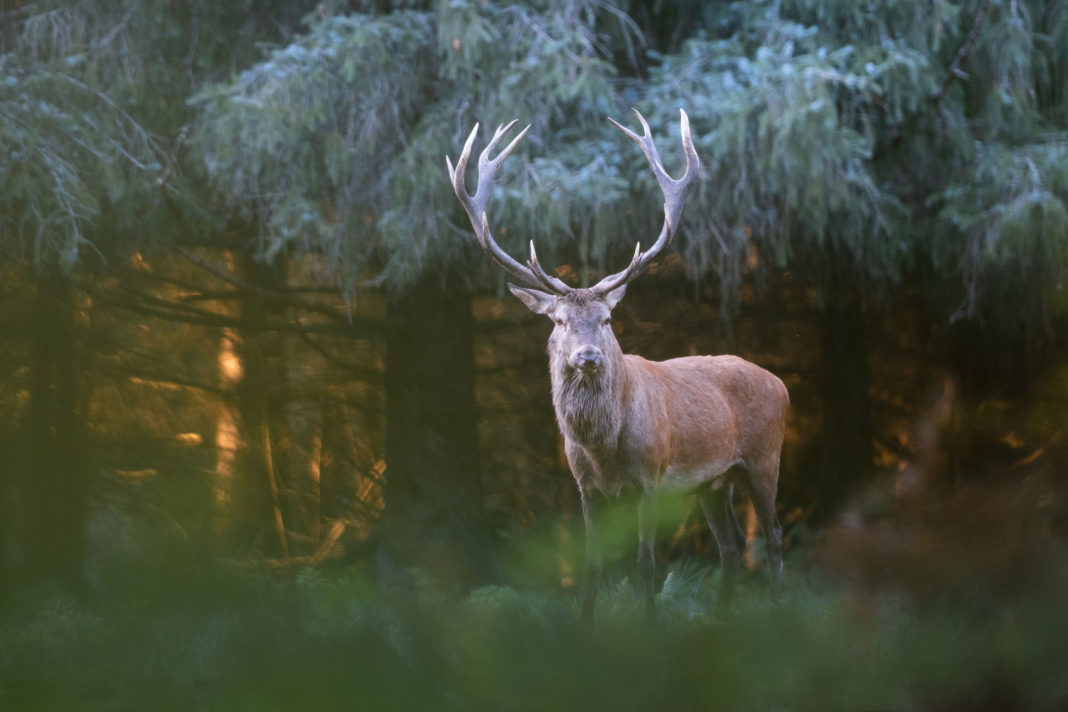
[548,342,626,451]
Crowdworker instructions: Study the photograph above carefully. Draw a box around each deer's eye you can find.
[601,318,611,326]
[554,318,567,327]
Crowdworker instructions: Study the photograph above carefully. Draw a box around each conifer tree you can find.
[635,0,1068,503]
[0,0,299,582]
[191,0,646,577]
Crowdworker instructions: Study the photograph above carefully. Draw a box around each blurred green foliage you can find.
[2,533,1066,711]
[190,0,638,293]
[0,0,299,269]
[4,0,1067,318]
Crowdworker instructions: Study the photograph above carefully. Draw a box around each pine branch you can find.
[96,366,225,396]
[297,331,384,382]
[73,280,385,338]
[934,0,992,109]
[174,247,362,325]
[155,124,190,189]
[0,6,31,24]
[177,287,342,303]
[117,263,221,296]
[114,279,224,319]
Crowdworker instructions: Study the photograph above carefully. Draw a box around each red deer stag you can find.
[446,109,789,621]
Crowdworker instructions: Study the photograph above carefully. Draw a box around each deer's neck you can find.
[549,350,627,452]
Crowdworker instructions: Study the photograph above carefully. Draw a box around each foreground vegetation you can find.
[2,533,1065,712]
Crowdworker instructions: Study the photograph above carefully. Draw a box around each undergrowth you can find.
[2,546,1066,712]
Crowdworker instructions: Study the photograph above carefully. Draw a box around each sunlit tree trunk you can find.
[214,323,241,537]
[0,393,11,605]
[381,275,492,584]
[310,393,384,556]
[0,465,5,604]
[219,252,289,557]
[23,273,89,588]
[317,398,349,532]
[210,249,293,558]
[305,404,323,548]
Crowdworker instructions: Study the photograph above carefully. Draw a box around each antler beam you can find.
[446,121,572,294]
[447,109,699,297]
[590,108,700,295]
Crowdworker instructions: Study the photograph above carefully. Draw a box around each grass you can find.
[2,537,1067,712]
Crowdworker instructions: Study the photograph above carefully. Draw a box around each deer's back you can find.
[622,354,788,488]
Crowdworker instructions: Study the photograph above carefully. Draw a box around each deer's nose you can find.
[570,346,603,372]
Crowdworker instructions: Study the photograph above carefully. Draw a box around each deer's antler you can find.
[447,121,573,294]
[589,108,700,295]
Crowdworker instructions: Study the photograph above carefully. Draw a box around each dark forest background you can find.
[1,1,1067,709]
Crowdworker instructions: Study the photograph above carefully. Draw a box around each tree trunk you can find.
[816,268,873,514]
[23,274,89,589]
[216,252,292,558]
[380,275,491,585]
[0,453,5,604]
[213,324,241,540]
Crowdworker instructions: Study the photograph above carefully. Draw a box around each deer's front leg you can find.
[637,489,659,621]
[579,488,603,625]
[569,443,606,624]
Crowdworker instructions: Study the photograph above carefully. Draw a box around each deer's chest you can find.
[564,438,645,496]
[561,414,665,496]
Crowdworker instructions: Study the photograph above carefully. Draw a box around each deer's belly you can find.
[659,458,739,491]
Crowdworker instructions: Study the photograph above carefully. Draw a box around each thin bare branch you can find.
[934,0,992,109]
[174,247,356,325]
[73,280,384,337]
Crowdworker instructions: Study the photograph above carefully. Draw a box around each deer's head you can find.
[509,286,626,376]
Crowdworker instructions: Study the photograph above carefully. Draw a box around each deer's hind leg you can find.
[739,454,784,599]
[698,482,743,611]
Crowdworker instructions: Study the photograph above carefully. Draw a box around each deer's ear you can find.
[508,284,556,315]
[604,284,627,310]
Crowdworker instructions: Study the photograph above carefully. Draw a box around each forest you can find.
[1,0,1067,709]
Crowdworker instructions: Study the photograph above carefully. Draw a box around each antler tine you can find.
[617,109,664,176]
[591,108,700,295]
[445,123,480,200]
[606,115,641,145]
[479,120,525,178]
[614,108,699,233]
[666,108,700,231]
[589,226,667,296]
[446,121,573,294]
[473,212,551,292]
[528,241,572,293]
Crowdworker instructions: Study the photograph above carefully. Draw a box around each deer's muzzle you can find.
[570,346,604,373]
